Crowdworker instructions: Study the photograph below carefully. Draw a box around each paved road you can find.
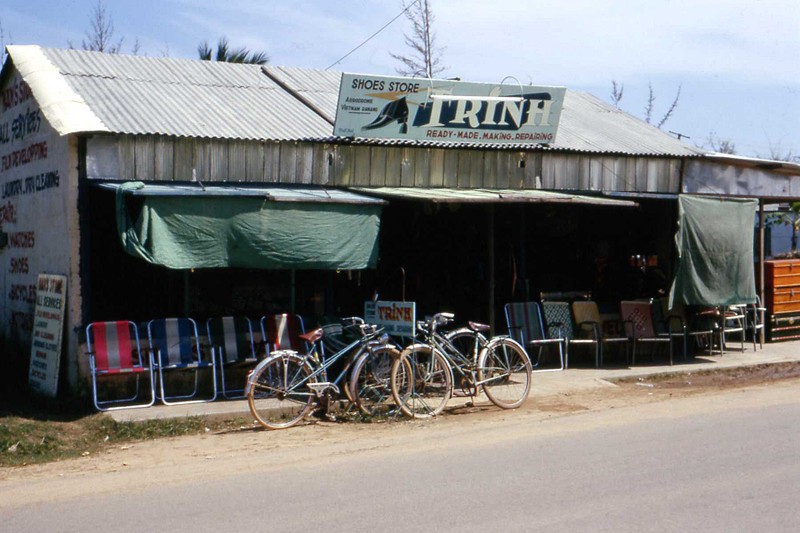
[3,383,799,532]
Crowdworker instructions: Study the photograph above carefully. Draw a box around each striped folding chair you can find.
[148,317,217,405]
[260,314,307,354]
[206,316,257,399]
[85,320,155,411]
[504,302,565,371]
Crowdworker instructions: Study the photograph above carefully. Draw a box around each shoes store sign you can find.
[334,73,565,144]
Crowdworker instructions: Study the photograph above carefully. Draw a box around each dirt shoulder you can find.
[2,361,800,473]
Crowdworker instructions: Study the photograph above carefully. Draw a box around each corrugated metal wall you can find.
[102,135,683,193]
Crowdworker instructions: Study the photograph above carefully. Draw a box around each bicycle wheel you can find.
[391,344,452,419]
[247,352,316,429]
[444,327,487,362]
[350,346,400,416]
[478,337,532,409]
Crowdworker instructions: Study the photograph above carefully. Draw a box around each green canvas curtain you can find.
[669,194,757,307]
[115,182,382,270]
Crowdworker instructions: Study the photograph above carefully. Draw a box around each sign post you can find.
[28,273,67,397]
[364,300,416,339]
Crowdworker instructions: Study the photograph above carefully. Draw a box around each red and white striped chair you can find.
[260,314,307,355]
[86,320,155,411]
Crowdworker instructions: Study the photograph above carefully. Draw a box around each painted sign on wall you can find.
[364,300,416,337]
[28,273,67,397]
[335,74,565,145]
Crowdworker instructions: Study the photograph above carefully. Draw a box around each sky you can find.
[1,0,798,159]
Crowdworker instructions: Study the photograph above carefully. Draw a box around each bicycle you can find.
[391,312,532,419]
[246,317,398,429]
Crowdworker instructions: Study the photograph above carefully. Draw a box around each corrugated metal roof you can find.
[350,187,637,207]
[7,46,701,156]
[9,46,333,140]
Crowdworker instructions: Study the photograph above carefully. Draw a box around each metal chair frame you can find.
[542,301,598,369]
[148,317,218,405]
[86,320,155,411]
[620,300,685,366]
[504,302,566,372]
[206,316,258,399]
[571,301,630,367]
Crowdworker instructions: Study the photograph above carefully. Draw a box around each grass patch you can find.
[0,414,249,468]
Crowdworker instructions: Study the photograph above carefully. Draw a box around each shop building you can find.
[2,46,799,396]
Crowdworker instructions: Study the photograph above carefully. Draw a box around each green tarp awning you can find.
[105,182,384,270]
[669,194,757,307]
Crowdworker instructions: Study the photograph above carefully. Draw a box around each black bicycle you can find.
[246,317,398,429]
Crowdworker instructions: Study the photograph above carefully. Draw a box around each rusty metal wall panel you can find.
[310,144,331,185]
[134,137,155,181]
[352,147,371,186]
[208,142,228,182]
[228,141,248,181]
[428,149,444,187]
[173,139,194,182]
[192,142,210,182]
[278,143,298,184]
[414,148,431,187]
[118,137,136,181]
[335,145,354,186]
[296,145,313,184]
[263,143,280,182]
[245,142,264,182]
[398,148,414,187]
[439,150,456,188]
[153,136,174,180]
[384,148,403,187]
[369,148,387,186]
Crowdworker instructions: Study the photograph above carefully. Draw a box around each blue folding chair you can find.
[206,316,257,399]
[148,317,217,405]
[504,302,566,371]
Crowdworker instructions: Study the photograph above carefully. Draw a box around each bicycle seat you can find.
[468,321,491,333]
[299,328,324,344]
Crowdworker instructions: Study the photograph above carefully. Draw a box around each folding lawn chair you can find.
[571,301,629,367]
[148,317,217,405]
[261,313,307,354]
[206,316,258,399]
[85,320,155,411]
[504,302,565,371]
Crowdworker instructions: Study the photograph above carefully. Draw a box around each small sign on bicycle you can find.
[364,300,416,337]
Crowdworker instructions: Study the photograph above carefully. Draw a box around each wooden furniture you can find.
[764,259,800,341]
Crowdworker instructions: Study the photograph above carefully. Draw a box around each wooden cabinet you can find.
[765,259,800,341]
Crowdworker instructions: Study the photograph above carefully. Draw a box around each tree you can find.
[705,132,737,154]
[78,0,123,53]
[198,37,269,64]
[390,0,446,78]
[610,81,681,129]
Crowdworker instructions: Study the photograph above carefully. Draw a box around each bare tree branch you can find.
[610,81,624,108]
[644,83,655,124]
[656,85,681,129]
[81,0,123,53]
[390,0,446,78]
[705,132,737,154]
